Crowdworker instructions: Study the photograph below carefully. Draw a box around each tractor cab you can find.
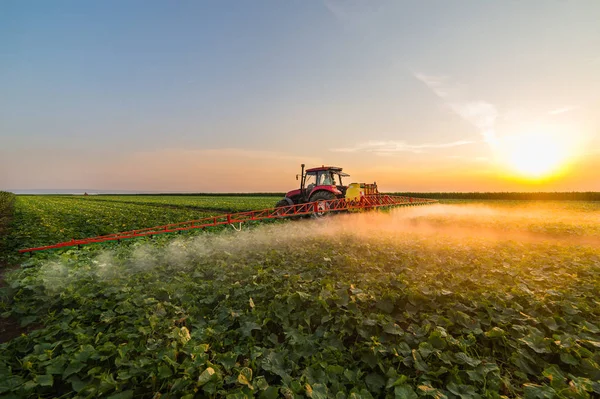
[277,164,349,207]
[302,166,349,200]
[275,164,380,215]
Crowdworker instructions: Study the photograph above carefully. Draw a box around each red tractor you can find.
[276,164,378,216]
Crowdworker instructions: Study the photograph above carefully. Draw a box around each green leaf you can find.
[255,376,269,391]
[217,352,238,370]
[45,358,66,375]
[74,344,96,362]
[418,342,434,358]
[62,360,85,379]
[542,365,566,388]
[177,326,191,345]
[580,321,599,333]
[237,367,253,389]
[158,365,173,379]
[519,335,551,354]
[417,384,447,399]
[226,391,248,399]
[384,323,404,336]
[428,330,447,350]
[375,299,394,313]
[241,321,261,337]
[484,327,506,338]
[454,352,481,367]
[69,376,88,393]
[35,374,54,387]
[522,383,555,399]
[365,373,385,392]
[306,383,327,399]
[261,351,289,380]
[394,385,418,399]
[259,386,279,399]
[106,390,134,399]
[20,315,37,327]
[559,352,578,366]
[198,367,216,386]
[447,382,477,399]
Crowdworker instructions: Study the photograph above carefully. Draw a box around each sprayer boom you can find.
[18,194,437,254]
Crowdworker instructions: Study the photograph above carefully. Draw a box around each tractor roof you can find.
[306,165,343,173]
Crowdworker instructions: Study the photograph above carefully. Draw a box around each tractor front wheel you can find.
[309,191,336,218]
[275,199,293,217]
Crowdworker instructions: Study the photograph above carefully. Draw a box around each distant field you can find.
[75,195,279,212]
[1,194,599,398]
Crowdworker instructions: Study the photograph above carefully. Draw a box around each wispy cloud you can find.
[331,140,474,155]
[446,155,490,163]
[414,72,498,145]
[548,106,578,115]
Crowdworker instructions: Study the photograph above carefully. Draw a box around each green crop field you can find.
[1,195,599,398]
[71,195,278,213]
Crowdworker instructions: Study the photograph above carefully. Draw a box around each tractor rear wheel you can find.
[309,191,336,218]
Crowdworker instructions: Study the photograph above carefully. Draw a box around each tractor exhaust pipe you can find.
[299,164,305,195]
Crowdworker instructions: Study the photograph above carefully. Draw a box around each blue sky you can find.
[1,1,599,192]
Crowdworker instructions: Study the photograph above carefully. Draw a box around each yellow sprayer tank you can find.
[345,182,378,202]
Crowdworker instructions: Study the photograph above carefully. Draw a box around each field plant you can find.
[1,201,599,398]
[0,191,16,265]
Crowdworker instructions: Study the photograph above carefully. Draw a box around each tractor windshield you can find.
[304,173,316,188]
[316,171,342,186]
[316,172,332,185]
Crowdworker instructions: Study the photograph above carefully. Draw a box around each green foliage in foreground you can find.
[1,210,599,398]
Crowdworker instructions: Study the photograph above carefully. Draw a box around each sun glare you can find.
[499,130,569,179]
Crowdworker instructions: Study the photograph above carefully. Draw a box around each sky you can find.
[1,0,599,193]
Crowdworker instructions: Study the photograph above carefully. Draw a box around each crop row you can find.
[70,195,279,213]
[5,196,221,254]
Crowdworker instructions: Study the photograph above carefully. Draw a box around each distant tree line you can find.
[390,192,600,201]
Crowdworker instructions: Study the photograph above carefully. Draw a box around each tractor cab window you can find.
[318,171,337,186]
[317,171,329,186]
[304,173,316,189]
[335,174,342,186]
[330,173,341,186]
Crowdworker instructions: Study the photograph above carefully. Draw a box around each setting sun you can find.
[497,130,571,179]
